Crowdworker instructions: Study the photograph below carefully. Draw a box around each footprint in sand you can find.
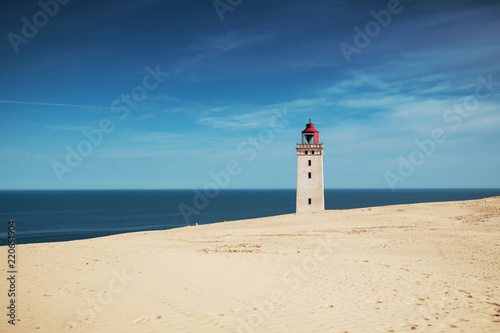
[131,314,162,324]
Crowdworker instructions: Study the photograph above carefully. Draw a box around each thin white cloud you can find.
[43,125,86,131]
[189,30,273,53]
[415,81,452,95]
[178,29,274,71]
[337,96,414,109]
[0,148,23,153]
[122,131,181,144]
[198,112,265,128]
[0,99,106,109]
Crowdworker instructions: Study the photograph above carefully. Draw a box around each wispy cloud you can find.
[0,99,107,109]
[198,112,268,128]
[1,0,498,189]
[43,125,86,131]
[122,131,181,144]
[177,29,274,71]
[189,29,273,54]
[95,148,177,159]
[0,148,23,153]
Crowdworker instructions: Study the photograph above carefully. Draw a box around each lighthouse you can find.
[296,119,325,213]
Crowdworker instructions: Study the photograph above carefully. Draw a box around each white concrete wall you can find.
[296,144,324,213]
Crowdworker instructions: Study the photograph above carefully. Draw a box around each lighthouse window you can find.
[308,160,311,166]
[308,172,312,179]
[308,198,312,205]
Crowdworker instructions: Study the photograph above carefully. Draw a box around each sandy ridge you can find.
[1,197,499,332]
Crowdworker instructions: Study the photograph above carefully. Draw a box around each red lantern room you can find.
[301,119,319,144]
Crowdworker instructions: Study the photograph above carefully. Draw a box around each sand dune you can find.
[2,197,500,332]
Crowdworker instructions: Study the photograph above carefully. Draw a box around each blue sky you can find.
[0,0,499,189]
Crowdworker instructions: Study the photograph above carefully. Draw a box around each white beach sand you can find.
[1,197,500,332]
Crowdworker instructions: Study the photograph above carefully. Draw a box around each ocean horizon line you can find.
[2,187,500,191]
[2,188,500,245]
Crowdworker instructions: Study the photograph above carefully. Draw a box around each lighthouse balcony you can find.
[296,143,324,156]
[296,143,323,148]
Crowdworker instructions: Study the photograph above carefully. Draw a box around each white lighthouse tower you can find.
[296,119,324,213]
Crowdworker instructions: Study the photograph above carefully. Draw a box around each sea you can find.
[1,189,499,245]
